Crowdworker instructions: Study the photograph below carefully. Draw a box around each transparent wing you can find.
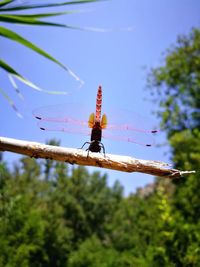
[102,130,156,147]
[33,102,92,126]
[33,103,158,146]
[104,107,158,133]
[101,107,159,146]
[36,120,91,136]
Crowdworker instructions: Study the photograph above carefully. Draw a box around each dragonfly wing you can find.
[37,120,91,136]
[104,107,159,134]
[33,103,91,127]
[33,103,158,146]
[101,107,158,146]
[102,129,156,147]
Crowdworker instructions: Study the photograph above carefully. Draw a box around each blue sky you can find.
[1,0,200,195]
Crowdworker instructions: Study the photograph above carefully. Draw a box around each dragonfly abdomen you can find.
[95,85,102,122]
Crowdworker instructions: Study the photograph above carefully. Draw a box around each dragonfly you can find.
[33,86,158,154]
[80,85,107,154]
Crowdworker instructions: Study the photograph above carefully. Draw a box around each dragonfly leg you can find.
[86,148,90,158]
[80,141,91,149]
[99,142,106,157]
[80,141,92,157]
[87,140,96,157]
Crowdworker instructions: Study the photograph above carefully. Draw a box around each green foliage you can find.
[68,235,117,267]
[148,27,200,267]
[0,151,124,266]
[148,28,200,137]
[0,154,179,267]
[0,145,200,266]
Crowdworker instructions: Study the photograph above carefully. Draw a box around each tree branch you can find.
[0,136,195,178]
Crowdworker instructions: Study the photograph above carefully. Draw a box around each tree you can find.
[148,27,200,266]
[148,28,200,137]
[0,150,124,266]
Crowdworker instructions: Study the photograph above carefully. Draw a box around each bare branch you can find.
[0,136,195,178]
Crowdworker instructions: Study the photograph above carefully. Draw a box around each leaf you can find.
[0,14,116,33]
[7,11,79,19]
[0,87,23,118]
[0,0,102,12]
[0,59,69,95]
[0,26,83,85]
[0,14,73,27]
[0,0,14,8]
[0,10,81,23]
[8,74,24,100]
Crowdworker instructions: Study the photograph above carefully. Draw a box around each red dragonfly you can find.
[80,85,107,154]
[33,86,158,154]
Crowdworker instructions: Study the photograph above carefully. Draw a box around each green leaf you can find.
[8,74,24,100]
[0,0,102,12]
[0,59,69,95]
[0,0,14,8]
[0,10,79,20]
[7,11,79,19]
[0,14,114,33]
[0,58,47,90]
[0,14,112,32]
[0,86,22,118]
[0,14,71,27]
[0,26,83,84]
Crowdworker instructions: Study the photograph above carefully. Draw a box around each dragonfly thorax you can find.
[88,140,102,153]
[91,124,102,142]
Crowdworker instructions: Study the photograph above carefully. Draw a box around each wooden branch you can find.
[0,136,195,178]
